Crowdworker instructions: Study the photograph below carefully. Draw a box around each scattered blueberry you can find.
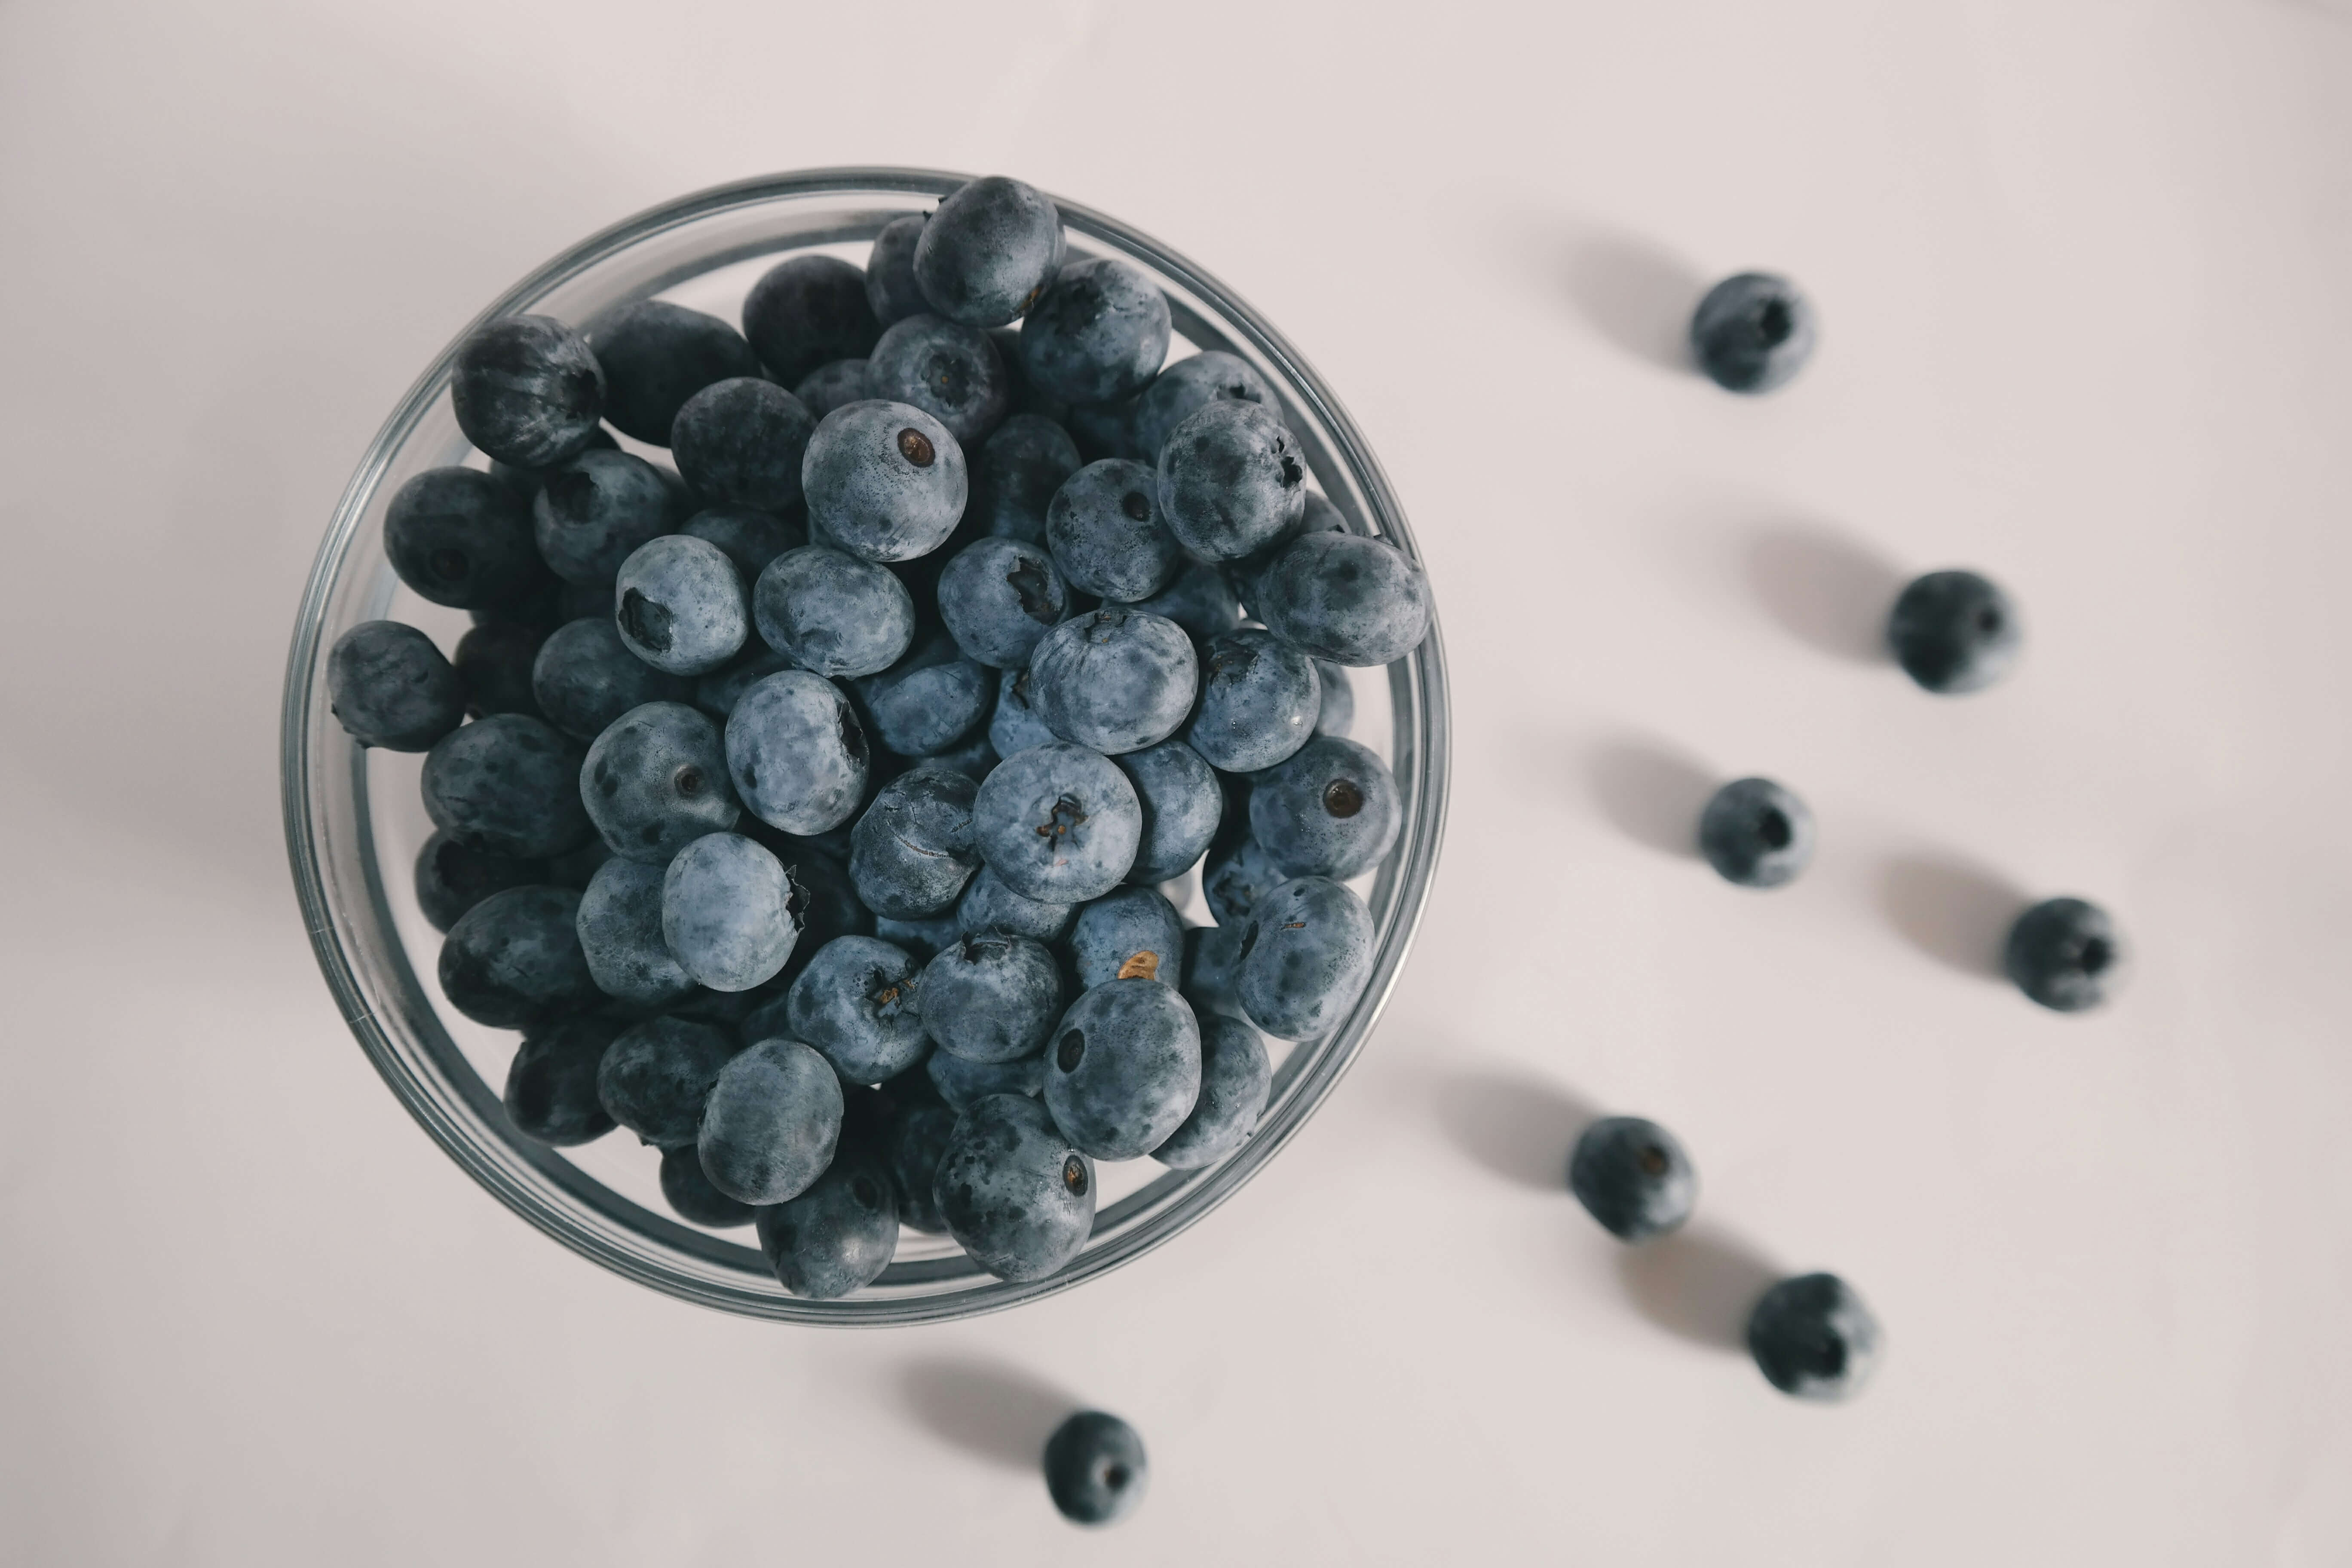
[438,884,597,1028]
[489,425,618,502]
[1187,628,1320,773]
[914,176,1063,328]
[1068,885,1184,991]
[802,400,968,563]
[888,1098,959,1232]
[938,536,1067,669]
[1690,273,1817,395]
[531,617,692,740]
[1568,1117,1698,1240]
[2004,897,2123,1012]
[1063,395,1140,462]
[585,299,763,443]
[383,467,541,610]
[781,934,930,1085]
[698,1037,843,1204]
[614,535,748,677]
[1130,349,1281,464]
[693,641,792,719]
[1746,1273,1881,1401]
[928,1049,1045,1110]
[988,665,1060,757]
[1046,458,1182,603]
[1255,532,1433,668]
[663,832,803,992]
[920,728,999,787]
[719,671,869,838]
[971,741,1142,903]
[533,449,680,586]
[854,632,993,757]
[1312,658,1354,737]
[869,314,1012,445]
[1043,979,1201,1160]
[1887,570,2021,695]
[756,1134,898,1297]
[1250,735,1401,880]
[1020,256,1172,406]
[794,358,874,419]
[957,866,1078,945]
[969,413,1081,545]
[668,377,816,513]
[1133,560,1243,647]
[659,1143,755,1227]
[575,855,698,1008]
[752,544,916,680]
[451,315,606,469]
[544,833,614,892]
[1235,875,1374,1040]
[423,713,593,859]
[1201,831,1287,928]
[1155,401,1305,564]
[1153,1012,1269,1170]
[1043,1411,1148,1526]
[452,620,546,719]
[327,620,463,750]
[864,214,930,328]
[581,701,739,861]
[1027,609,1198,756]
[1179,922,1248,1021]
[502,1013,623,1145]
[849,767,981,919]
[921,933,1064,1063]
[742,254,881,386]
[1113,739,1221,885]
[870,911,964,965]
[597,1015,735,1148]
[1697,778,1814,889]
[932,1093,1095,1282]
[415,830,545,933]
[682,503,807,582]
[1226,487,1346,609]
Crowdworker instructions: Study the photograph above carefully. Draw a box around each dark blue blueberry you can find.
[849,767,980,919]
[781,935,929,1084]
[585,299,763,444]
[597,1015,735,1147]
[928,1052,1044,1111]
[503,1012,622,1144]
[1178,922,1247,1020]
[723,668,872,835]
[969,413,1081,545]
[988,665,1058,756]
[2004,897,2123,1013]
[992,327,1071,423]
[422,714,592,859]
[1186,628,1319,773]
[932,1092,1095,1282]
[742,254,881,386]
[920,728,998,786]
[415,829,545,933]
[451,315,606,469]
[913,177,1063,328]
[1155,401,1305,564]
[1028,609,1198,756]
[694,642,792,720]
[853,633,992,757]
[559,577,612,622]
[1568,1117,1698,1240]
[1225,487,1346,611]
[1043,1412,1147,1526]
[1312,658,1354,737]
[756,1134,897,1298]
[764,847,873,988]
[1046,459,1182,603]
[533,449,680,586]
[1152,1011,1268,1170]
[1746,1273,1881,1401]
[921,934,1063,1063]
[1202,831,1286,928]
[668,377,816,513]
[1888,570,2021,694]
[753,544,916,679]
[453,619,547,718]
[469,562,568,634]
[869,315,1012,445]
[1698,778,1814,889]
[698,1037,842,1203]
[682,503,807,582]
[1133,561,1242,647]
[438,884,596,1027]
[663,832,802,992]
[383,467,541,610]
[614,535,748,677]
[972,741,1142,903]
[1249,735,1401,880]
[957,865,1078,945]
[1130,350,1280,465]
[1235,875,1374,1040]
[1256,532,1432,667]
[576,855,698,1008]
[802,400,967,562]
[1018,256,1171,407]
[659,1143,754,1227]
[489,426,619,502]
[864,214,930,328]
[939,537,1067,669]
[873,912,965,964]
[1114,739,1221,885]
[530,616,692,741]
[328,620,462,750]
[1064,395,1141,462]
[1043,979,1200,1160]
[544,833,614,891]
[1069,886,1184,991]
[888,1099,960,1232]
[582,701,739,861]
[1691,273,1817,395]
[793,359,874,420]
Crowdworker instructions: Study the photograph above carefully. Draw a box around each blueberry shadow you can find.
[1876,853,2028,980]
[1434,1068,1599,1191]
[1586,738,1715,859]
[1743,526,1905,665]
[1614,1223,1780,1352]
[1562,231,1708,374]
[895,1357,1076,1472]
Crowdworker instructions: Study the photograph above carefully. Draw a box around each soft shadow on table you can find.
[1434,1067,1599,1190]
[1876,852,2027,980]
[1561,231,1707,374]
[1615,1224,1781,1352]
[1586,738,1715,858]
[1743,525,1905,665]
[895,1357,1075,1471]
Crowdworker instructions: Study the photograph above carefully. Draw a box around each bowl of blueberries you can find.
[281,167,1449,1323]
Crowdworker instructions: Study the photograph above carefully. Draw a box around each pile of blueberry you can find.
[326,175,1434,1323]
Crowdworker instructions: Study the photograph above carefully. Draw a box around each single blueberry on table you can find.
[724,670,870,838]
[802,400,968,563]
[596,1015,736,1148]
[753,544,915,680]
[888,1099,960,1232]
[1152,1012,1269,1170]
[1130,350,1281,466]
[1256,531,1433,668]
[1019,256,1172,407]
[921,934,1063,1063]
[1069,885,1185,991]
[531,617,692,741]
[853,633,993,758]
[452,620,546,719]
[1043,1412,1148,1526]
[1568,1117,1698,1241]
[933,1093,1095,1282]
[451,314,606,469]
[989,665,1059,758]
[1043,979,1202,1160]
[502,1013,623,1145]
[1179,922,1248,1021]
[663,832,803,992]
[1135,561,1243,647]
[1236,875,1375,1040]
[864,213,930,328]
[1691,273,1817,395]
[742,253,881,387]
[697,1037,842,1204]
[849,767,981,918]
[438,884,597,1028]
[937,536,1066,671]
[1187,628,1320,773]
[1064,395,1141,463]
[794,358,874,420]
[1028,609,1199,756]
[383,467,542,611]
[1155,400,1305,564]
[1250,734,1401,880]
[970,413,1081,545]
[328,620,463,751]
[1698,778,1814,889]
[682,503,807,582]
[914,176,1064,328]
[782,934,930,1085]
[576,855,698,1008]
[1746,1273,1882,1402]
[532,448,680,586]
[614,535,748,678]
[660,1143,755,1227]
[1887,570,2021,695]
[693,642,792,720]
[668,377,816,513]
[1201,831,1287,928]
[415,830,544,934]
[1114,738,1221,885]
[928,1049,1045,1110]
[868,314,1012,446]
[585,298,764,444]
[957,866,1078,945]
[422,714,592,859]
[971,741,1142,904]
[1046,458,1183,603]
[581,701,739,862]
[1312,658,1354,737]
[756,1135,898,1298]
[2004,897,2123,1012]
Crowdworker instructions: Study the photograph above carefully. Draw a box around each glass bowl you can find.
[280,168,1450,1325]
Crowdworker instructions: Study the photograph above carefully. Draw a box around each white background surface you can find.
[4,1,2351,1562]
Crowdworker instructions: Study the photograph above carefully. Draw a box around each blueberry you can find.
[1069,885,1184,991]
[489,426,619,502]
[869,314,1012,445]
[935,537,1065,670]
[1746,1273,1881,1401]
[1691,273,1817,395]
[1236,875,1374,1040]
[988,665,1059,757]
[659,1143,755,1227]
[451,315,606,469]
[438,884,597,1027]
[794,359,874,420]
[933,1093,1095,1282]
[1064,395,1141,462]
[1312,658,1354,737]
[1043,980,1200,1160]
[957,866,1078,945]
[327,620,463,750]
[597,1015,735,1147]
[802,400,968,563]
[928,1051,1044,1111]
[991,327,1070,420]
[1568,1117,1698,1240]
[585,299,763,443]
[756,1135,898,1298]
[853,633,993,757]
[422,714,592,859]
[686,503,808,580]
[693,642,792,720]
[781,935,930,1084]
[451,620,546,719]
[1887,570,2021,695]
[1133,561,1243,647]
[752,544,916,680]
[665,378,815,514]
[544,834,614,893]
[864,214,930,327]
[920,729,998,787]
[1155,401,1305,564]
[576,855,698,1008]
[1113,739,1221,885]
[742,254,881,386]
[1228,487,1348,609]
[1019,256,1171,406]
[612,535,747,677]
[533,449,680,586]
[764,847,873,989]
[920,934,1064,1064]
[1202,832,1288,928]
[530,617,688,740]
[888,1099,960,1232]
[2004,897,2123,1012]
[1187,629,1320,772]
[501,1012,622,1146]
[581,701,739,861]
[469,564,568,635]
[850,767,980,919]
[1256,532,1433,668]
[971,741,1142,903]
[1698,778,1814,889]
[1249,735,1401,880]
[1130,350,1281,465]
[966,413,1081,548]
[663,833,802,992]
[1154,1011,1270,1170]
[914,176,1063,328]
[415,830,545,933]
[1027,609,1198,756]
[1178,922,1247,1020]
[697,1036,842,1204]
[1045,458,1183,603]
[1042,1412,1148,1526]
[383,467,541,610]
[873,912,965,965]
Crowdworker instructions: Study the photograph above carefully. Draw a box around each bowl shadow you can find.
[1586,738,1715,859]
[1614,1224,1781,1352]
[1743,525,1905,666]
[894,1357,1077,1472]
[1433,1067,1600,1191]
[1876,852,2028,980]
